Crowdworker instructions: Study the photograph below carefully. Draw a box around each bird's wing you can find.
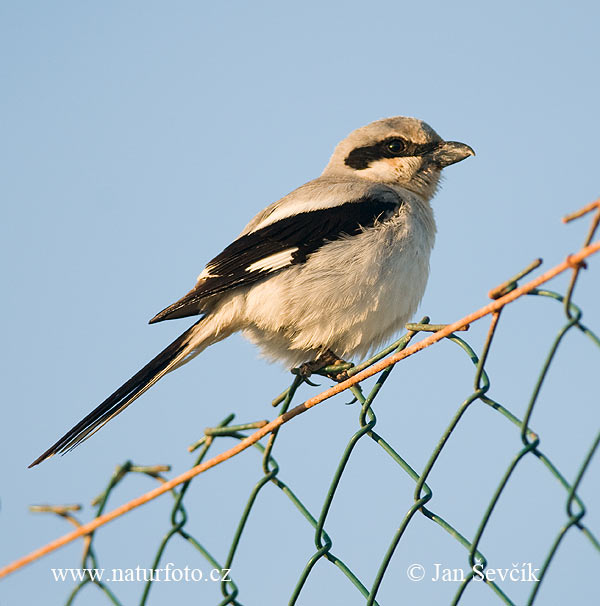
[150,187,402,323]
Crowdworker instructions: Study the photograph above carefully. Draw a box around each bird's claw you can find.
[291,360,324,381]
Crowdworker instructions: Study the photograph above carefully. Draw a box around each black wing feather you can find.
[150,194,400,323]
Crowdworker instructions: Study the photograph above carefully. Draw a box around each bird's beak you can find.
[431,141,475,168]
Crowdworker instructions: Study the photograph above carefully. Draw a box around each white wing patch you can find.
[246,248,298,273]
[197,265,218,282]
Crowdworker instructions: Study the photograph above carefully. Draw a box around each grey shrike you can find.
[30,116,474,467]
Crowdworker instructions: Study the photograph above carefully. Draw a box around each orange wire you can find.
[1,239,599,580]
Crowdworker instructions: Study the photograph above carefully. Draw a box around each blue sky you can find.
[2,2,599,605]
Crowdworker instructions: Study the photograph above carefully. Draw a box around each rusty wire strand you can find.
[562,198,600,318]
[2,199,600,606]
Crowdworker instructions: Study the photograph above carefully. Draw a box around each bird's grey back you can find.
[240,176,401,237]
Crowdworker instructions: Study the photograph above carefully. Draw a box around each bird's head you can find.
[323,116,474,199]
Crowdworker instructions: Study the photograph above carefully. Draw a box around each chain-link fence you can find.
[3,200,599,605]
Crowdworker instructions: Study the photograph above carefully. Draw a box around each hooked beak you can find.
[431,141,475,168]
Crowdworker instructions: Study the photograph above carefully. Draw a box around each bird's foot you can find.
[291,359,325,383]
[291,350,352,383]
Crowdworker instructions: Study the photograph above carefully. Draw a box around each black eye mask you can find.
[344,137,441,170]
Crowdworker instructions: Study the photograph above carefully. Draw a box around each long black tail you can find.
[29,320,206,468]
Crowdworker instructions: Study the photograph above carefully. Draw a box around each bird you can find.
[29,116,474,467]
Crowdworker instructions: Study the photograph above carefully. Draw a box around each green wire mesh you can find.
[29,214,600,606]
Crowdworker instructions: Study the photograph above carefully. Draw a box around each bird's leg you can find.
[292,349,351,381]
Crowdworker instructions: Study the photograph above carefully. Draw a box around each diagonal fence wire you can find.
[2,199,599,605]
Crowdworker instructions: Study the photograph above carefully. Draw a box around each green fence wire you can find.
[28,207,600,606]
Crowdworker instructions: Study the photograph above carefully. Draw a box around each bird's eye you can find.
[385,139,406,155]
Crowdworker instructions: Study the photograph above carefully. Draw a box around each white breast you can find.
[240,191,436,367]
